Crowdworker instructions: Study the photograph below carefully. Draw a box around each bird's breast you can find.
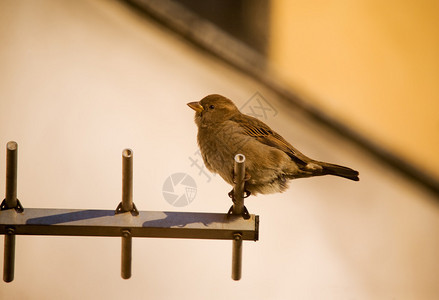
[197,124,247,184]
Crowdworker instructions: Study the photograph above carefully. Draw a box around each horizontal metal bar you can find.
[0,209,258,241]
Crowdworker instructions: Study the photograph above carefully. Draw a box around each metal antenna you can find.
[0,143,259,282]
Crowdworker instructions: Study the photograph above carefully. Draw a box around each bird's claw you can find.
[228,189,251,199]
[232,172,251,184]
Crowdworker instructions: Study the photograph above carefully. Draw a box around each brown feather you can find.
[231,114,309,166]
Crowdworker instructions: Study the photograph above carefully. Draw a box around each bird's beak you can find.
[187,101,204,113]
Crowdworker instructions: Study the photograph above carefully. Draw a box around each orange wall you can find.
[270,0,439,179]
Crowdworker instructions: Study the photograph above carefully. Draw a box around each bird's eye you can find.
[209,105,215,109]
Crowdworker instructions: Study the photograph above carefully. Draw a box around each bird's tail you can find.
[319,162,359,181]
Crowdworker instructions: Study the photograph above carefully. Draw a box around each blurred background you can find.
[0,0,438,299]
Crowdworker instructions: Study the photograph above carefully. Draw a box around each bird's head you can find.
[187,94,239,127]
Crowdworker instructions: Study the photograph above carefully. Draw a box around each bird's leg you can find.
[232,171,251,184]
[228,188,251,199]
[229,171,251,198]
[227,171,251,219]
[228,190,252,202]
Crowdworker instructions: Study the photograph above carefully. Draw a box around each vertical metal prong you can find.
[5,141,18,209]
[3,228,15,282]
[120,149,134,279]
[3,141,19,283]
[122,149,133,212]
[231,154,246,280]
[231,233,243,281]
[232,154,245,215]
[121,229,132,279]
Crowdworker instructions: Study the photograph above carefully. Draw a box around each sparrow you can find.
[187,94,359,196]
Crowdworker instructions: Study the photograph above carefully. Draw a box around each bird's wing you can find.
[231,114,310,166]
